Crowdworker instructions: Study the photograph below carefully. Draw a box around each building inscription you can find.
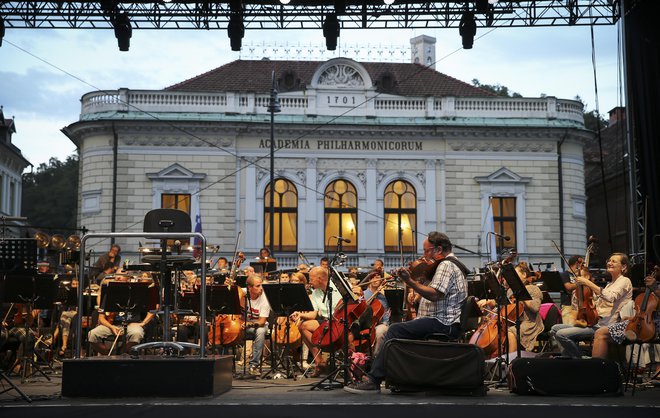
[259,139,423,151]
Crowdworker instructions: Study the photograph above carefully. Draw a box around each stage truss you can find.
[1,1,619,30]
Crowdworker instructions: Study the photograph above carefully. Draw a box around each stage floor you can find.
[1,359,658,418]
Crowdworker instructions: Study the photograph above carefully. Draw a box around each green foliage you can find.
[574,95,609,131]
[472,79,523,98]
[21,154,79,234]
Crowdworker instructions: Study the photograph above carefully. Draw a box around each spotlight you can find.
[0,15,5,47]
[113,13,132,52]
[323,13,340,51]
[279,0,291,4]
[459,11,476,49]
[334,0,346,15]
[384,0,395,5]
[227,13,244,51]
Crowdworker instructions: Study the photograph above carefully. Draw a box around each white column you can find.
[424,159,440,241]
[365,159,380,252]
[301,158,318,252]
[244,159,258,249]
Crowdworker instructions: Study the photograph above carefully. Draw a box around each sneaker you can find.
[343,379,381,394]
[248,365,261,376]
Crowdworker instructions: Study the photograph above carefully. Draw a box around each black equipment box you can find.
[383,339,486,395]
[508,357,623,396]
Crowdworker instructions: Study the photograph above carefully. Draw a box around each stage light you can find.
[279,0,291,4]
[227,13,244,51]
[0,15,5,47]
[323,13,340,51]
[459,11,476,49]
[384,0,395,5]
[334,0,346,15]
[113,13,132,51]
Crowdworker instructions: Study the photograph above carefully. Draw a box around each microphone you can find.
[490,232,511,241]
[332,235,352,243]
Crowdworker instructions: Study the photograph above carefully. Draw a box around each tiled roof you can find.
[165,59,495,98]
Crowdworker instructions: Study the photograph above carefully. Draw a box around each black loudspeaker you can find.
[508,357,623,396]
[62,355,233,397]
[383,339,486,395]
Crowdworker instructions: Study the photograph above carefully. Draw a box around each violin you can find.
[624,266,659,343]
[573,237,599,328]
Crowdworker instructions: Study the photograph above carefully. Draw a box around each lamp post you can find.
[268,71,281,257]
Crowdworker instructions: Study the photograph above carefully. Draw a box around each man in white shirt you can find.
[244,275,271,375]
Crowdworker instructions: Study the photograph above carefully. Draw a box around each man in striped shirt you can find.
[344,231,469,394]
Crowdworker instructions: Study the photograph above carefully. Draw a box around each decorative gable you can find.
[310,58,373,90]
[474,167,531,184]
[147,163,205,181]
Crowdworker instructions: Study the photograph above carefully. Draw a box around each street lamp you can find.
[268,71,281,257]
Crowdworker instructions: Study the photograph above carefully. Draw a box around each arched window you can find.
[324,179,357,252]
[384,180,417,253]
[264,178,298,252]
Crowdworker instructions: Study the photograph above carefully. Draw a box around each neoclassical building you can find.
[1,107,32,237]
[63,37,589,271]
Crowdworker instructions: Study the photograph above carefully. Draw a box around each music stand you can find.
[250,260,277,275]
[540,271,565,293]
[99,280,152,355]
[499,263,532,360]
[262,283,313,378]
[130,208,200,357]
[2,272,58,383]
[206,284,242,353]
[312,265,360,390]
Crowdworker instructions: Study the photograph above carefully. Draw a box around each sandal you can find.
[310,364,327,378]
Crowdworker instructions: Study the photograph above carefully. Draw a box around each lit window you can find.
[492,196,516,251]
[161,193,191,245]
[264,178,298,252]
[384,180,417,253]
[324,179,357,252]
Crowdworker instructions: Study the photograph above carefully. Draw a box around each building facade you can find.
[0,107,32,237]
[63,40,589,271]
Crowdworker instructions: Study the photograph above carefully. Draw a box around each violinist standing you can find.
[344,231,468,394]
[550,253,632,358]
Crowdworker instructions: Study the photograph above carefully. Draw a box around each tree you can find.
[574,95,609,131]
[22,154,79,235]
[472,79,523,98]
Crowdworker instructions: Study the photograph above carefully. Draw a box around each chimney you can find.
[608,107,625,125]
[410,35,436,69]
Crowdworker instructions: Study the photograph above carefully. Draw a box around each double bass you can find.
[624,265,659,342]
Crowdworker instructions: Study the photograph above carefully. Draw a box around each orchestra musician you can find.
[243,274,272,376]
[592,270,660,367]
[344,231,468,394]
[87,276,156,355]
[289,266,341,377]
[361,270,391,356]
[216,257,229,271]
[92,244,121,283]
[476,261,544,353]
[550,253,633,358]
[559,255,581,324]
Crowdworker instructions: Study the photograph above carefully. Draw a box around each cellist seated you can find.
[550,253,633,358]
[592,268,660,372]
[476,262,544,354]
[289,266,341,377]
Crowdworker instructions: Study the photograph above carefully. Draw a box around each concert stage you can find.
[1,360,658,418]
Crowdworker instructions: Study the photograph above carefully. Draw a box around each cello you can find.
[624,265,659,342]
[573,237,599,328]
[208,251,245,346]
